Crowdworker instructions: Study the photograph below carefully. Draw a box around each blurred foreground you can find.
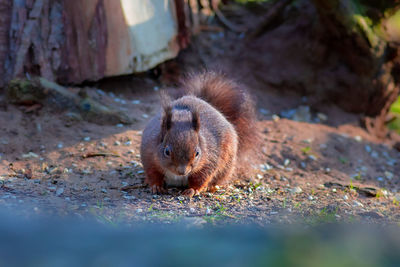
[0,210,399,267]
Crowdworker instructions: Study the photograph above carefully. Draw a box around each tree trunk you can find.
[0,0,183,86]
[312,0,400,137]
[0,0,12,87]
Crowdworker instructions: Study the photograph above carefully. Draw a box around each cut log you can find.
[1,0,183,86]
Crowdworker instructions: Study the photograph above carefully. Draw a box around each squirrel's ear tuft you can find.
[192,110,200,132]
[160,106,172,141]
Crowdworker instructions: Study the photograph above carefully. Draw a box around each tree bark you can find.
[0,0,182,86]
[0,0,12,87]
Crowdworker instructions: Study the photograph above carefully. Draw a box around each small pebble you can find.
[290,187,303,194]
[308,155,317,161]
[353,200,364,207]
[114,141,121,146]
[284,159,290,166]
[272,114,280,122]
[132,100,141,104]
[360,166,368,172]
[343,195,349,200]
[57,143,63,149]
[83,137,91,142]
[317,113,328,121]
[385,171,394,180]
[354,136,362,142]
[189,207,196,213]
[177,196,185,201]
[100,142,107,147]
[260,163,273,171]
[55,187,64,196]
[136,208,143,213]
[300,162,307,169]
[319,143,327,149]
[101,188,108,193]
[116,124,124,128]
[308,195,314,200]
[303,139,313,144]
[22,152,39,158]
[365,145,372,153]
[381,190,388,197]
[142,114,149,119]
[377,176,384,182]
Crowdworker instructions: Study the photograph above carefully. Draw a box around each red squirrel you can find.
[140,71,260,197]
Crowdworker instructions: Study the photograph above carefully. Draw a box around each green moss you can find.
[388,96,400,134]
[6,78,46,104]
[390,96,400,114]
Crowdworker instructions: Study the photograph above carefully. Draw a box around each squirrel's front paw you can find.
[150,184,167,194]
[182,188,200,198]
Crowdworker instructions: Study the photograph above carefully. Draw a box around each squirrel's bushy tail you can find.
[181,71,261,175]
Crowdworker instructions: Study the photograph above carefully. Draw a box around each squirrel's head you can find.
[158,105,204,176]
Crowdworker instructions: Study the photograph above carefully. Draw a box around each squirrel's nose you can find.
[177,165,189,176]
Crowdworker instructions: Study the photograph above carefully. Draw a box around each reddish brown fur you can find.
[140,71,260,196]
[180,71,262,175]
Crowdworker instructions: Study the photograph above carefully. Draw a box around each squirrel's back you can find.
[180,71,261,172]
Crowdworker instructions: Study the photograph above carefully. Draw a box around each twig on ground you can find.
[81,152,120,159]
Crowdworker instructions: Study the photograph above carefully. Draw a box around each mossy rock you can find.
[6,79,46,104]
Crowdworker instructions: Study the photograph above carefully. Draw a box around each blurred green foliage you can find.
[391,96,400,114]
[388,96,400,134]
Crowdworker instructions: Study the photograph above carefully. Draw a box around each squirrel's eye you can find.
[164,146,171,157]
[195,149,200,157]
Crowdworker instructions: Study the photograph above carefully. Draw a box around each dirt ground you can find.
[0,4,399,226]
